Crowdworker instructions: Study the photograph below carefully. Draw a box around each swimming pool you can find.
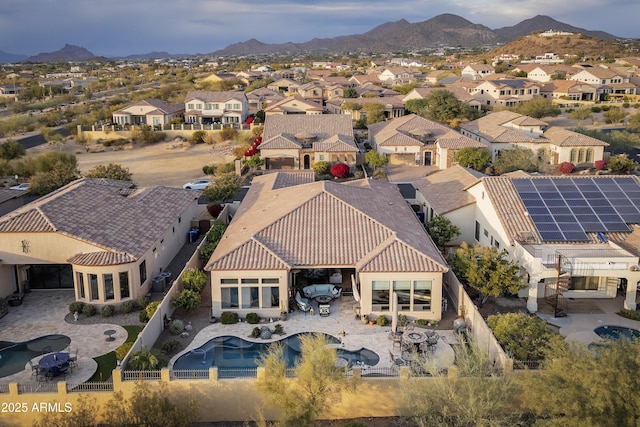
[0,334,71,378]
[594,325,640,341]
[173,333,380,375]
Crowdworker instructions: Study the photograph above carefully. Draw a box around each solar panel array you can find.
[512,177,640,242]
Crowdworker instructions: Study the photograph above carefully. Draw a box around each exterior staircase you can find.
[544,255,570,317]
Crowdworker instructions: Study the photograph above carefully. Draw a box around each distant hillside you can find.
[26,44,96,63]
[211,13,619,56]
[489,33,629,60]
[0,49,28,64]
[494,15,617,41]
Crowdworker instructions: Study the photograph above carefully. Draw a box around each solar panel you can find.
[513,177,640,242]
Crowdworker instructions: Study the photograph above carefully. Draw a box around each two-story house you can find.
[184,90,249,125]
[461,64,495,80]
[570,68,637,99]
[469,79,542,108]
[112,99,185,126]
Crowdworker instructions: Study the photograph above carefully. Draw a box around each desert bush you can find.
[220,127,237,141]
[557,162,575,174]
[101,305,115,317]
[116,342,134,361]
[169,319,185,335]
[246,312,260,324]
[313,160,330,175]
[591,106,602,113]
[595,159,606,170]
[120,300,134,314]
[251,327,261,338]
[372,168,387,179]
[376,315,388,326]
[274,324,284,335]
[216,162,236,174]
[220,311,239,324]
[172,289,201,313]
[182,268,206,293]
[190,130,207,145]
[82,304,96,317]
[69,301,85,314]
[135,296,149,310]
[145,301,160,319]
[162,339,180,353]
[139,310,149,323]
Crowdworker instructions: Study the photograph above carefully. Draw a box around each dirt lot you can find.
[27,138,237,188]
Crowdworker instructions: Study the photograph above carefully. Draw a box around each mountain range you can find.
[0,14,621,63]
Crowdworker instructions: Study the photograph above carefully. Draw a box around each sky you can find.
[0,0,638,57]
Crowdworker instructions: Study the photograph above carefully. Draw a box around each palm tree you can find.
[127,347,166,371]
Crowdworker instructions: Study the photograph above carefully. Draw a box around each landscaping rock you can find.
[260,326,272,339]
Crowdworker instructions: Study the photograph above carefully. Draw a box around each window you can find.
[241,278,259,284]
[578,149,585,163]
[475,221,480,241]
[139,260,147,285]
[221,278,238,284]
[104,274,114,300]
[586,149,593,163]
[413,280,432,310]
[570,276,599,291]
[89,274,99,301]
[187,103,194,110]
[484,229,489,238]
[393,281,411,311]
[262,286,279,308]
[76,272,85,299]
[372,280,390,311]
[221,287,239,308]
[205,103,212,110]
[242,287,259,308]
[119,272,130,299]
[196,103,202,109]
[570,149,577,163]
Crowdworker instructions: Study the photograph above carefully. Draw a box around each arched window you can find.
[578,149,585,163]
[586,149,593,163]
[570,149,577,163]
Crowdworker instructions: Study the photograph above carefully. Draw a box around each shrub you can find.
[330,162,350,179]
[169,319,185,335]
[376,315,388,326]
[220,311,238,324]
[220,127,237,141]
[145,301,160,319]
[618,309,640,321]
[136,296,149,310]
[372,168,387,180]
[172,289,201,313]
[120,300,134,314]
[591,106,602,113]
[69,301,85,314]
[190,130,207,145]
[207,203,224,218]
[416,319,429,326]
[82,304,96,317]
[557,162,575,174]
[139,310,149,323]
[202,165,216,175]
[101,305,115,317]
[398,314,408,327]
[116,342,134,361]
[313,160,330,175]
[162,339,180,353]
[246,312,260,324]
[274,324,284,335]
[343,422,367,427]
[181,268,207,293]
[594,160,606,170]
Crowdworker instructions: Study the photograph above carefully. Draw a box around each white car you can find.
[9,183,29,191]
[182,179,211,190]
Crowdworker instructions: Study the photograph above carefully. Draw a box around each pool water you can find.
[0,334,71,378]
[594,325,640,341]
[173,333,379,374]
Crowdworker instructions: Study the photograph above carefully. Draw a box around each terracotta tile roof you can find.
[436,130,486,149]
[0,178,200,263]
[264,96,323,113]
[543,127,608,147]
[262,114,356,149]
[313,135,358,152]
[413,166,484,214]
[67,251,137,266]
[369,114,451,145]
[205,174,448,273]
[358,239,448,272]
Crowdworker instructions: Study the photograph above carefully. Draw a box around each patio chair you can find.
[28,359,38,376]
[389,351,405,366]
[295,292,311,313]
[69,348,78,368]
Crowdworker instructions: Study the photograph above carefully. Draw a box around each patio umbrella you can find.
[351,274,360,302]
[391,292,398,334]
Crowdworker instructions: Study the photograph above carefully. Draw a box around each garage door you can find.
[266,158,295,169]
[388,153,415,166]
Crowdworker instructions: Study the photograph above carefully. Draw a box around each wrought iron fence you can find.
[0,384,9,394]
[122,370,162,381]
[171,369,209,380]
[17,382,59,394]
[513,359,541,370]
[67,381,114,392]
[360,367,401,378]
[217,368,258,379]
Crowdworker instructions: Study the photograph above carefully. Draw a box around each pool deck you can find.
[0,290,125,385]
[169,296,458,370]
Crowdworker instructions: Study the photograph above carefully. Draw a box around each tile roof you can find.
[413,166,484,214]
[0,188,27,204]
[113,99,184,115]
[543,127,608,147]
[205,174,448,273]
[0,178,200,265]
[262,114,357,150]
[185,90,246,103]
[264,96,323,113]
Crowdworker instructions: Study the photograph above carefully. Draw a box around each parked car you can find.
[9,183,29,191]
[182,179,211,190]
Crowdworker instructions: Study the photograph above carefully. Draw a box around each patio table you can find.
[39,352,70,377]
[104,329,117,341]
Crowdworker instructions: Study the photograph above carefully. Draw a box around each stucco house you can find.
[259,114,358,170]
[112,99,185,126]
[569,68,637,99]
[461,64,495,80]
[0,179,203,306]
[184,90,249,125]
[460,110,607,166]
[368,114,486,168]
[466,175,640,314]
[245,87,285,113]
[469,79,542,108]
[540,80,598,102]
[204,172,449,321]
[263,96,324,116]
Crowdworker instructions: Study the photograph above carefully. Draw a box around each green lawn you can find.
[88,324,144,382]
